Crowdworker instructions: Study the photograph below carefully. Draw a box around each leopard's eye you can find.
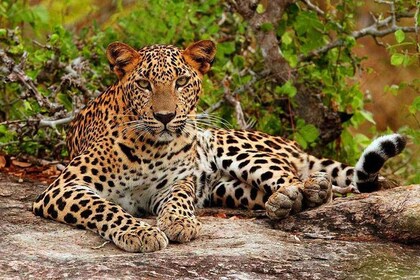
[137,79,151,90]
[176,76,190,88]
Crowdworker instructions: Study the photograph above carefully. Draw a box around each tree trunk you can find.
[229,0,343,146]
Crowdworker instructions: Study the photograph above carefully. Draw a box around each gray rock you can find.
[1,173,419,279]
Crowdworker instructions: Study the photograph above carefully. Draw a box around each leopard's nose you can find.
[153,112,176,125]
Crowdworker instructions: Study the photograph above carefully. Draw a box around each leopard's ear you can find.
[106,42,141,79]
[183,40,216,75]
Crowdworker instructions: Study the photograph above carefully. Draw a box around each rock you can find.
[272,185,420,243]
[0,173,419,279]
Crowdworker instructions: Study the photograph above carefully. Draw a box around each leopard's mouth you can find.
[157,129,175,142]
[156,121,195,142]
[153,125,182,142]
[136,116,192,142]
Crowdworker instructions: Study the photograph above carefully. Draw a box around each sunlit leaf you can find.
[390,53,404,66]
[394,29,405,43]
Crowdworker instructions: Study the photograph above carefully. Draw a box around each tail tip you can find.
[375,133,406,158]
[354,133,406,193]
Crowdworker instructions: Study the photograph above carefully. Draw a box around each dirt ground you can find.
[1,173,419,279]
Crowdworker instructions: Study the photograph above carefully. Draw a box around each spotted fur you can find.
[33,41,406,252]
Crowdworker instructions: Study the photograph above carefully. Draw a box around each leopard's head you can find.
[107,40,216,142]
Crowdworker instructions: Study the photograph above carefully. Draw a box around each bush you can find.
[0,0,418,184]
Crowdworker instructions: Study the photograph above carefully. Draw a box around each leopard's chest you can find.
[108,139,199,214]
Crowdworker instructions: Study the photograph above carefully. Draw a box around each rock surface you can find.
[273,184,420,243]
[1,173,419,279]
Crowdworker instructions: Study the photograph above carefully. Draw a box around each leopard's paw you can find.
[265,185,303,220]
[302,172,332,208]
[157,215,202,243]
[114,225,168,253]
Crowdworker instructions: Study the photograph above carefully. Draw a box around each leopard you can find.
[33,40,406,252]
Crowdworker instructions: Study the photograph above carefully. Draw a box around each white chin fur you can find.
[157,132,174,142]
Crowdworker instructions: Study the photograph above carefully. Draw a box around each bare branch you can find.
[301,26,418,61]
[301,0,324,16]
[0,50,64,114]
[203,100,224,115]
[299,1,419,62]
[39,115,74,128]
[0,115,74,128]
[222,78,248,129]
[205,69,258,115]
[0,141,20,147]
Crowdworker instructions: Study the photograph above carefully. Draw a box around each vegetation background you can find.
[0,0,419,184]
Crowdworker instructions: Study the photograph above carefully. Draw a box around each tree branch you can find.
[203,100,224,115]
[0,50,64,114]
[301,0,324,16]
[229,0,295,82]
[222,77,249,129]
[0,115,74,128]
[300,1,419,61]
[39,115,75,128]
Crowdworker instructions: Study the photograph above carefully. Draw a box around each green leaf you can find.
[344,36,356,47]
[293,11,324,36]
[260,22,273,32]
[57,93,73,111]
[233,55,245,68]
[294,133,307,149]
[49,33,59,44]
[218,41,236,55]
[23,100,32,111]
[256,4,266,14]
[0,125,8,134]
[282,50,298,67]
[359,110,376,124]
[299,124,319,143]
[257,112,282,135]
[409,96,420,114]
[394,29,405,43]
[390,53,404,66]
[275,80,297,97]
[353,133,371,148]
[281,31,293,45]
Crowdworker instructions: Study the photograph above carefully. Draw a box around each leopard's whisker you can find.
[189,113,233,129]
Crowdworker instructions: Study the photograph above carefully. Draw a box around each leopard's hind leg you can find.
[264,171,332,219]
[212,148,332,219]
[205,172,331,219]
[209,175,267,210]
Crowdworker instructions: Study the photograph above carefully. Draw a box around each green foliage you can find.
[0,0,418,184]
[293,120,319,149]
[383,23,420,184]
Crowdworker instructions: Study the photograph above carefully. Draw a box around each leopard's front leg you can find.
[151,176,202,243]
[33,154,169,253]
[33,184,168,252]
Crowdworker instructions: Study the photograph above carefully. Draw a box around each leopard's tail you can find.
[353,134,406,192]
[305,134,406,193]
